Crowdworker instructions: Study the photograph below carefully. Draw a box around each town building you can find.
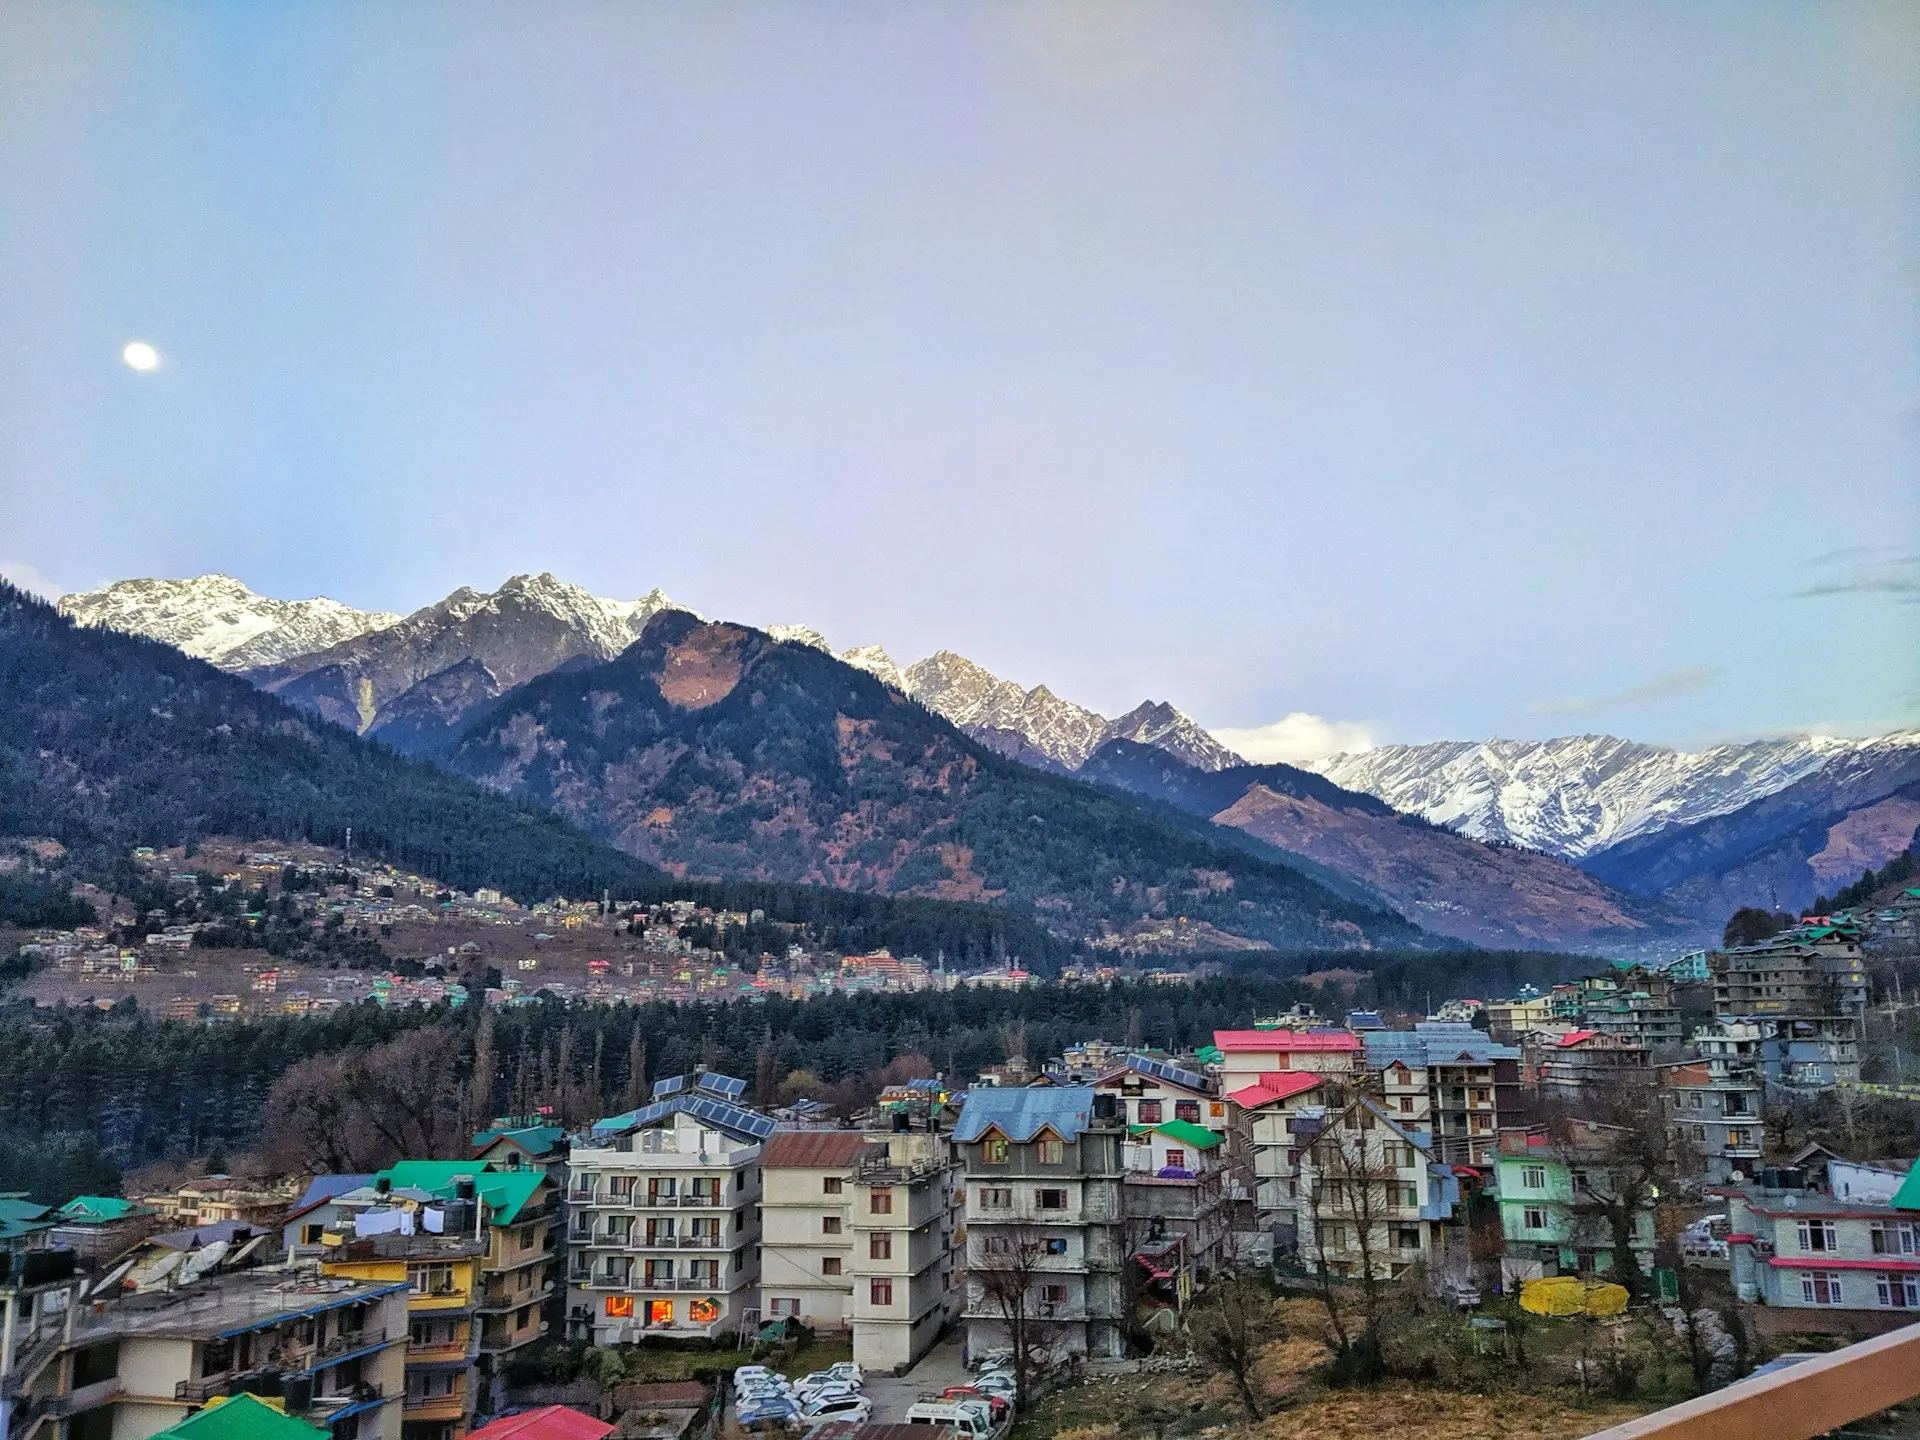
[49,1195,161,1267]
[1711,925,1869,1086]
[565,1073,772,1346]
[1293,1097,1460,1282]
[1222,1070,1327,1240]
[848,1128,966,1371]
[1211,1029,1362,1092]
[1725,1165,1920,1337]
[4,1243,407,1440]
[139,1177,300,1229]
[1491,1125,1656,1290]
[956,1086,1129,1362]
[1361,1021,1520,1165]
[1122,1119,1229,1296]
[1660,1020,1765,1182]
[1524,1028,1647,1103]
[0,1196,56,1260]
[758,1130,876,1333]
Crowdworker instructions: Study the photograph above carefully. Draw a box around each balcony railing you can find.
[573,1190,727,1208]
[1579,1320,1920,1439]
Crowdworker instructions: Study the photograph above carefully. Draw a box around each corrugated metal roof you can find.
[1225,1071,1324,1108]
[954,1085,1098,1143]
[759,1131,882,1169]
[468,1406,615,1440]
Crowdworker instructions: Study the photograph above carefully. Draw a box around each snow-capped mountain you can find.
[901,651,1116,770]
[57,574,400,668]
[1305,733,1920,859]
[1104,701,1246,774]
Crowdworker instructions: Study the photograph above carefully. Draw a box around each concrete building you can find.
[1122,1120,1228,1298]
[1726,1166,1920,1336]
[1362,1021,1520,1166]
[758,1130,875,1333]
[4,1247,407,1440]
[1294,1097,1460,1282]
[1661,1020,1765,1182]
[1491,1125,1656,1289]
[48,1197,161,1269]
[1524,1028,1647,1103]
[1222,1070,1327,1239]
[565,1073,772,1345]
[848,1129,965,1371]
[956,1086,1129,1362]
[1211,1029,1362,1092]
[1711,926,1869,1086]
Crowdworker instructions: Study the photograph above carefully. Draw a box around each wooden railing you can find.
[1581,1321,1920,1440]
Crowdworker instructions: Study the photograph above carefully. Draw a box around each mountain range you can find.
[55,571,1920,940]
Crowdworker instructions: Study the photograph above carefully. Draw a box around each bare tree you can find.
[1188,1269,1281,1420]
[1555,1087,1674,1304]
[1300,1102,1411,1372]
[259,1029,467,1173]
[971,1223,1063,1410]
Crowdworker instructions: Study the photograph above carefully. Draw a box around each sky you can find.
[2,2,1915,760]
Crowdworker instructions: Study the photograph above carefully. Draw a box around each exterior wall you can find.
[1493,1153,1654,1279]
[565,1114,763,1343]
[1729,1192,1920,1316]
[759,1163,854,1331]
[1295,1108,1447,1279]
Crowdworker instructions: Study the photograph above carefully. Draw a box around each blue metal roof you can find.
[1363,1021,1518,1070]
[293,1175,373,1212]
[954,1086,1099,1144]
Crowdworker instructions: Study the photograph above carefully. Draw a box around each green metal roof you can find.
[58,1195,154,1224]
[472,1124,566,1158]
[377,1161,547,1225]
[155,1394,330,1439]
[1137,1118,1221,1150]
[0,1196,54,1242]
[1893,1163,1920,1214]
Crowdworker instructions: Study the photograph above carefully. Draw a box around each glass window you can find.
[687,1298,719,1324]
[605,1296,634,1318]
[1877,1274,1918,1308]
[1041,1284,1068,1305]
[1137,1100,1163,1124]
[1798,1221,1838,1253]
[978,1187,1012,1208]
[1801,1273,1844,1305]
[1037,1189,1068,1210]
[982,1138,1009,1164]
[647,1299,673,1326]
[1036,1139,1065,1165]
[769,1298,799,1316]
[821,1257,842,1276]
[822,1216,842,1235]
[870,1189,893,1214]
[1164,1149,1185,1170]
[1174,1100,1200,1123]
[870,1232,891,1260]
[869,1278,893,1306]
[1523,1207,1547,1231]
[1521,1165,1547,1190]
[823,1177,843,1194]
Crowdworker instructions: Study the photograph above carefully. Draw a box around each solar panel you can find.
[695,1072,748,1099]
[1130,1054,1208,1093]
[652,1076,688,1100]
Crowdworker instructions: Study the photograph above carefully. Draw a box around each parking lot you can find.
[863,1334,972,1422]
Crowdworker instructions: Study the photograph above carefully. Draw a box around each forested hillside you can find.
[445,612,1422,951]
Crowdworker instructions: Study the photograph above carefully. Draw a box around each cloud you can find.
[0,561,67,600]
[1793,550,1917,601]
[1531,666,1714,719]
[1211,713,1377,765]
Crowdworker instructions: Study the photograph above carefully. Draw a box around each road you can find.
[864,1334,971,1422]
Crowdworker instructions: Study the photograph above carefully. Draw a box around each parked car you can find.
[800,1396,872,1426]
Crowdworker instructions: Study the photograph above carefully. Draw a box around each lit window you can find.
[687,1298,719,1324]
[647,1299,674,1325]
[982,1138,1009,1164]
[605,1296,634,1318]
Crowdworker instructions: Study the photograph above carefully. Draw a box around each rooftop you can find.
[1213,1029,1360,1054]
[75,1267,406,1342]
[1226,1071,1325,1108]
[954,1085,1111,1144]
[155,1393,330,1440]
[759,1130,882,1170]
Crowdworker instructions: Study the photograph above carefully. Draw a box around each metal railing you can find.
[1580,1321,1920,1440]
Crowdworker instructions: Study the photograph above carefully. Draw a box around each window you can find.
[1802,1272,1845,1306]
[1872,1222,1919,1256]
[979,1187,1012,1209]
[520,1226,534,1251]
[769,1297,800,1317]
[1798,1221,1838,1253]
[1037,1189,1069,1210]
[822,1216,842,1235]
[1395,1183,1419,1209]
[870,1189,893,1214]
[869,1278,893,1307]
[647,1299,673,1326]
[1209,1102,1225,1119]
[1036,1139,1065,1165]
[983,1235,1011,1256]
[1725,1129,1749,1149]
[300,1223,325,1245]
[408,1264,454,1296]
[1521,1165,1547,1190]
[821,1257,842,1276]
[1877,1274,1919,1308]
[1393,1226,1422,1251]
[1523,1207,1548,1231]
[605,1296,634,1318]
[1044,1238,1068,1256]
[687,1298,719,1324]
[1396,1095,1415,1113]
[1041,1284,1068,1305]
[870,1233,892,1261]
[823,1177,843,1194]
[1174,1100,1200,1123]
[1137,1100,1163,1123]
[982,1138,1009,1164]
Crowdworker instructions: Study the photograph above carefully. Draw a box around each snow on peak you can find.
[839,644,905,691]
[768,623,833,652]
[1106,701,1246,772]
[57,574,400,668]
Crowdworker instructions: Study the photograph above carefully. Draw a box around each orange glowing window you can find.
[604,1296,634,1318]
[688,1298,719,1324]
[647,1299,674,1326]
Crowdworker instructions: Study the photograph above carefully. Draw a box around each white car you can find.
[799,1385,863,1414]
[801,1396,873,1426]
[793,1369,862,1400]
[972,1370,1016,1396]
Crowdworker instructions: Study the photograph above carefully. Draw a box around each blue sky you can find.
[2,2,1914,757]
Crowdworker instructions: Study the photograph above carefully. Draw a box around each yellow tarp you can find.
[1519,1276,1630,1317]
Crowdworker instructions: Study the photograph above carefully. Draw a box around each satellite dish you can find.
[177,1239,231,1285]
[130,1249,183,1292]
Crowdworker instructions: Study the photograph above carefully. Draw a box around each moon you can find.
[122,341,160,371]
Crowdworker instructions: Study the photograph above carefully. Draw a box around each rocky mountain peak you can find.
[57,573,400,668]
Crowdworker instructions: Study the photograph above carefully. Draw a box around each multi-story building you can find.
[1294,1097,1460,1281]
[758,1130,875,1332]
[49,1196,161,1268]
[848,1129,966,1371]
[1483,992,1555,1044]
[1362,1021,1520,1165]
[138,1177,299,1229]
[957,1086,1129,1362]
[1661,1020,1765,1182]
[1491,1125,1656,1289]
[1727,1167,1920,1336]
[1121,1120,1228,1293]
[319,1219,488,1440]
[1584,988,1686,1055]
[1711,926,1868,1086]
[1222,1070,1327,1239]
[5,1244,407,1440]
[1211,1029,1362,1092]
[565,1073,772,1346]
[1524,1028,1647,1103]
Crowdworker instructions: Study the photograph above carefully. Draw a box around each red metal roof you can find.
[1226,1072,1325,1108]
[1767,1257,1920,1272]
[469,1407,615,1440]
[1213,1029,1359,1053]
[1556,1029,1599,1047]
[758,1130,881,1169]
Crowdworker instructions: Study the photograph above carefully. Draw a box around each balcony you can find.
[477,1278,555,1313]
[405,1338,473,1364]
[478,1319,550,1353]
[403,1390,468,1422]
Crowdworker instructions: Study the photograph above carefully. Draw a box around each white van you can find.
[905,1399,1001,1438]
